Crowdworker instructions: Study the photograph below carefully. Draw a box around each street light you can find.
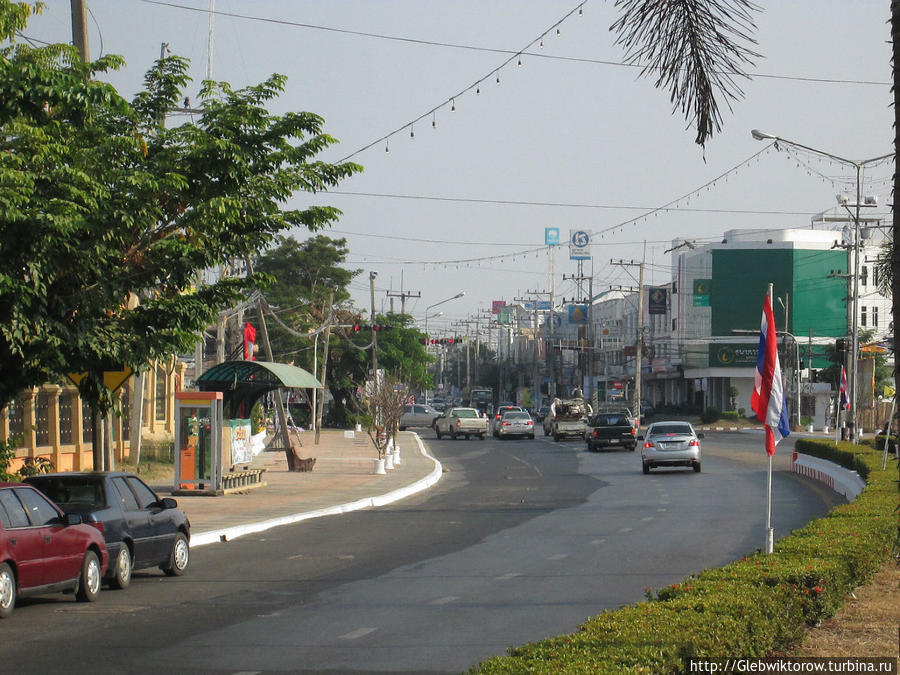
[424,292,465,402]
[751,129,892,440]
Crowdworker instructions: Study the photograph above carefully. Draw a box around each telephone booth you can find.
[174,391,224,493]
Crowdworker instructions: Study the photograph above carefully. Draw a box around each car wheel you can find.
[642,462,650,475]
[163,532,190,577]
[0,563,16,618]
[450,428,458,440]
[436,428,442,439]
[529,434,535,440]
[543,427,550,436]
[629,445,636,452]
[478,433,485,440]
[693,462,702,473]
[587,443,595,452]
[109,544,132,590]
[75,550,102,602]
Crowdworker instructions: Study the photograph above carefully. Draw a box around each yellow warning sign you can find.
[67,366,134,393]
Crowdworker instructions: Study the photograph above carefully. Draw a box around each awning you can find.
[195,360,322,418]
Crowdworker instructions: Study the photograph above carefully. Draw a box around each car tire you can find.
[450,428,457,440]
[109,544,133,590]
[478,434,485,440]
[75,550,102,602]
[0,562,16,618]
[543,427,550,436]
[529,434,535,440]
[163,532,190,577]
[628,445,636,452]
[464,434,470,440]
[587,443,595,452]
[693,462,702,473]
[642,462,650,475]
[435,427,442,439]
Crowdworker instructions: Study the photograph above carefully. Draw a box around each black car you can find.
[25,472,190,589]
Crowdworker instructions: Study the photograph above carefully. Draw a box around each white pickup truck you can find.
[434,407,489,440]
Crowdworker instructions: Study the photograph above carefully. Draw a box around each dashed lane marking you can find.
[340,627,377,640]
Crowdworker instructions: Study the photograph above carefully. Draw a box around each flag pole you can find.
[765,283,775,554]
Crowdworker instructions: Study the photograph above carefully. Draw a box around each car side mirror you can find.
[160,497,178,509]
[697,433,705,439]
[65,513,83,526]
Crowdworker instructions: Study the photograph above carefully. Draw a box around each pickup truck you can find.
[584,411,637,451]
[544,398,590,442]
[434,407,489,440]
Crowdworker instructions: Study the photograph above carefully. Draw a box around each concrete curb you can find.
[191,432,442,548]
[791,452,866,501]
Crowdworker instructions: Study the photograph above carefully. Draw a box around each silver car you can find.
[399,404,440,430]
[639,421,703,474]
[496,411,535,439]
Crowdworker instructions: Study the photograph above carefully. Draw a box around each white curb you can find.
[191,433,442,547]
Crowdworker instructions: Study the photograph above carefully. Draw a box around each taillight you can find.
[689,439,700,447]
[90,520,104,534]
[501,421,510,426]
[525,421,533,426]
[456,419,461,428]
[643,441,655,449]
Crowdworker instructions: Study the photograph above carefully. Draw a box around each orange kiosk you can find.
[174,391,223,494]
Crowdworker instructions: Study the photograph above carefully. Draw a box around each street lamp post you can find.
[424,292,465,402]
[751,130,891,440]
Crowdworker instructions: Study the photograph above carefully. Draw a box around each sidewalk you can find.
[156,429,441,547]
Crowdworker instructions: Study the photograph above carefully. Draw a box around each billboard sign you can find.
[569,229,591,260]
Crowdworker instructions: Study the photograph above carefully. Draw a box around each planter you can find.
[373,458,386,475]
[385,453,394,470]
[392,446,402,465]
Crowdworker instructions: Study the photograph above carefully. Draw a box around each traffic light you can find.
[835,338,848,353]
[352,324,362,333]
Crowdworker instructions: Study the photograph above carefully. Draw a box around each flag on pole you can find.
[243,322,257,361]
[839,365,851,411]
[751,294,790,456]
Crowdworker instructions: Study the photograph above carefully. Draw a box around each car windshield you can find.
[27,477,104,508]
[650,424,693,436]
[453,409,477,418]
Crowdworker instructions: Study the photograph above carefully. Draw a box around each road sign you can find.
[569,229,591,260]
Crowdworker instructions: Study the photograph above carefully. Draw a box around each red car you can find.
[0,483,108,618]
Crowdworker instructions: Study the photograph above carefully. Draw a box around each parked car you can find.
[399,404,441,430]
[491,405,523,436]
[25,472,191,589]
[434,407,489,440]
[639,421,703,474]
[496,411,536,439]
[0,483,108,617]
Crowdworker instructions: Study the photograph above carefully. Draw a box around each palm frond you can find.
[611,0,761,147]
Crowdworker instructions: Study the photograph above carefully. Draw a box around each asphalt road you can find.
[0,431,842,674]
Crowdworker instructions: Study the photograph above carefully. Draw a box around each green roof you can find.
[195,360,322,418]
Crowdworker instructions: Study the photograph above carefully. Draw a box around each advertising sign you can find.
[569,229,591,260]
[545,227,560,246]
[491,300,506,314]
[567,304,588,324]
[708,343,759,368]
[648,287,667,315]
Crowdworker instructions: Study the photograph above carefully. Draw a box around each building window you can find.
[7,399,24,438]
[82,400,93,443]
[860,266,868,287]
[35,391,50,446]
[59,392,74,445]
[873,266,880,288]
[155,365,167,421]
[861,306,867,327]
[873,306,878,328]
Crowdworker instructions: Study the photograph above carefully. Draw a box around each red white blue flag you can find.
[751,295,790,456]
[839,365,851,411]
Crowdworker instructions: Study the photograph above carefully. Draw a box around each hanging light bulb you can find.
[476,84,480,95]
[496,71,500,84]
[556,27,561,36]
[451,98,456,112]
[385,139,390,153]
[432,111,436,128]
[578,5,583,15]
[540,37,544,48]
[410,125,415,139]
[517,56,522,67]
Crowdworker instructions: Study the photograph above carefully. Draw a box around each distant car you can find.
[492,405,523,436]
[399,404,441,430]
[640,400,654,419]
[434,407,489,440]
[25,472,191,589]
[534,405,550,423]
[0,483,108,617]
[639,421,703,474]
[430,397,446,412]
[496,411,535,439]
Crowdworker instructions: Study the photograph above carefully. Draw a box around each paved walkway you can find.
[155,429,441,547]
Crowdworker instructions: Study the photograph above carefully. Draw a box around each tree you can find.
[0,5,361,417]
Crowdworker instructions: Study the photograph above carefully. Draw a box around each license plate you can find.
[609,439,619,444]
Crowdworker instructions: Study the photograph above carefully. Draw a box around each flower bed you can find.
[471,442,896,674]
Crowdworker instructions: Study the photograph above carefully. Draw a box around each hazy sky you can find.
[24,1,895,335]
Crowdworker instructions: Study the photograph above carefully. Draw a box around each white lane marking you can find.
[496,572,521,581]
[641,516,653,522]
[657,508,667,512]
[549,553,569,561]
[496,449,544,477]
[430,596,460,605]
[340,627,377,640]
[590,538,606,545]
[618,527,632,534]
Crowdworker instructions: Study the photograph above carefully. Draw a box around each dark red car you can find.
[0,483,108,618]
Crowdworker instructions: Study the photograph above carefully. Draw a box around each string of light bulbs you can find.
[336,1,587,162]
[777,145,894,191]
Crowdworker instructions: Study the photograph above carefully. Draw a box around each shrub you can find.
[700,407,720,424]
[721,411,739,421]
[471,441,896,674]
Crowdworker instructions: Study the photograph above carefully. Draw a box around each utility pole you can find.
[561,272,594,402]
[386,289,421,315]
[369,272,378,375]
[611,259,645,419]
[527,289,553,402]
[70,0,89,62]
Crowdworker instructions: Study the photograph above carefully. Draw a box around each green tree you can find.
[0,5,360,416]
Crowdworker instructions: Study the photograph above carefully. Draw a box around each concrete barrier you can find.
[791,452,866,501]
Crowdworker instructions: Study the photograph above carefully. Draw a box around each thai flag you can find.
[839,365,851,411]
[750,295,790,456]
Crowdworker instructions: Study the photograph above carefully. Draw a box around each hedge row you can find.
[471,442,896,675]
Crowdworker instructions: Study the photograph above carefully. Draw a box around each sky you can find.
[22,1,895,337]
